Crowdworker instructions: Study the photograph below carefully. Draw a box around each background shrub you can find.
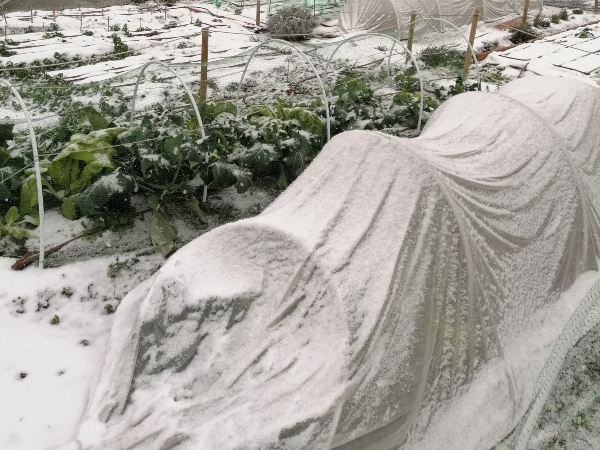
[267,5,317,41]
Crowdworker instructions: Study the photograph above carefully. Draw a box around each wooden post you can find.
[30,5,33,23]
[80,13,83,33]
[521,0,530,26]
[164,8,167,22]
[595,0,598,15]
[407,11,416,61]
[462,8,479,80]
[102,0,104,16]
[200,27,209,102]
[313,0,316,18]
[107,16,110,32]
[256,0,261,26]
[53,9,56,22]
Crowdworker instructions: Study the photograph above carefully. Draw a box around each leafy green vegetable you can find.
[0,206,28,240]
[149,196,176,257]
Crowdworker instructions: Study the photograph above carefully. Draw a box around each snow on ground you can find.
[2,3,600,450]
[0,252,164,450]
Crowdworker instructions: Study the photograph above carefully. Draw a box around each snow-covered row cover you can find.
[339,0,543,32]
[71,76,600,450]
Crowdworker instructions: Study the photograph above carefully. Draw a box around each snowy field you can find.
[2,2,600,450]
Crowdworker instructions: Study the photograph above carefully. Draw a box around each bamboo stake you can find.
[462,8,479,80]
[407,11,416,61]
[256,0,261,26]
[522,0,530,26]
[200,27,209,102]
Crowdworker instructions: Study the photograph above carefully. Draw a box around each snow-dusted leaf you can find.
[75,169,135,212]
[241,143,280,171]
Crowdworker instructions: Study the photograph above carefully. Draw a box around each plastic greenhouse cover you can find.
[339,0,543,33]
[69,76,600,450]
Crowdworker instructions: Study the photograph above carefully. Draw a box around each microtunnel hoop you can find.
[130,61,209,201]
[398,17,481,90]
[323,32,425,131]
[235,39,332,142]
[0,79,45,268]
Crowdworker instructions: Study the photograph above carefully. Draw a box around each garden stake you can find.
[463,8,479,80]
[596,0,598,14]
[407,11,416,61]
[165,7,167,21]
[522,0,530,26]
[200,26,209,102]
[108,16,110,32]
[80,13,83,32]
[53,8,56,22]
[30,5,33,23]
[256,0,260,26]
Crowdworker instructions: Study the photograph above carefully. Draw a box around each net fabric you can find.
[72,76,600,450]
[338,0,544,33]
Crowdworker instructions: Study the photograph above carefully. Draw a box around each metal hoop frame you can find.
[0,79,45,268]
[323,32,425,131]
[398,17,481,89]
[130,61,209,201]
[235,39,332,142]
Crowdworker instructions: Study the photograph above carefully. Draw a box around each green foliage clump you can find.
[509,22,539,44]
[559,8,569,20]
[434,76,478,100]
[477,39,499,53]
[83,30,94,36]
[419,46,465,71]
[0,42,16,57]
[111,33,131,58]
[266,5,317,41]
[163,21,178,29]
[110,24,121,32]
[534,13,550,28]
[551,14,560,24]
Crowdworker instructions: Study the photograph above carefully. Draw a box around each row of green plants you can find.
[1,65,478,256]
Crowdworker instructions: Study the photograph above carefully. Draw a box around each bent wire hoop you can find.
[398,17,481,90]
[323,32,425,131]
[235,39,332,142]
[0,79,45,268]
[130,61,209,201]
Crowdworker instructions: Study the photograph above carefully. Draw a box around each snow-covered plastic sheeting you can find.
[338,0,543,33]
[338,0,401,33]
[73,76,600,450]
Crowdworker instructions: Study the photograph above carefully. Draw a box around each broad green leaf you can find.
[21,214,39,226]
[5,206,18,226]
[277,166,289,190]
[165,134,183,157]
[235,170,252,194]
[0,123,14,148]
[150,205,176,257]
[19,176,38,216]
[62,197,77,220]
[0,146,9,166]
[283,151,305,177]
[211,162,237,189]
[5,224,27,240]
[0,166,19,201]
[82,106,109,131]
[75,169,135,212]
[241,143,280,171]
[185,196,207,224]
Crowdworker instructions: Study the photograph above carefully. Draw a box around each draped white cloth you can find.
[339,0,543,33]
[73,76,600,450]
